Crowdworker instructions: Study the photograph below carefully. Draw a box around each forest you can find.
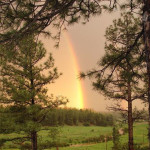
[42,108,114,126]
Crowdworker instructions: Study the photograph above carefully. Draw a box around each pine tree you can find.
[81,12,145,150]
[112,126,121,150]
[143,1,150,149]
[0,35,67,150]
[0,0,102,46]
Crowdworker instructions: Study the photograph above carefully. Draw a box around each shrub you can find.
[0,139,6,148]
[83,122,90,126]
[20,142,31,150]
[82,134,112,144]
[38,141,69,149]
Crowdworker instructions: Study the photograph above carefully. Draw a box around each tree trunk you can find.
[127,80,134,150]
[29,54,37,150]
[128,101,134,150]
[144,1,150,149]
[31,131,38,150]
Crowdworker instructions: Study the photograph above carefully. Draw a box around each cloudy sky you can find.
[41,11,144,112]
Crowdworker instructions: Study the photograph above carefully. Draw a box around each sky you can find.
[42,11,145,112]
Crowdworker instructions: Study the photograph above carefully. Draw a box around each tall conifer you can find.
[81,12,145,150]
[0,35,67,150]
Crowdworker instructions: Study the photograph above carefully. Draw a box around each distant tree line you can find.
[42,108,114,126]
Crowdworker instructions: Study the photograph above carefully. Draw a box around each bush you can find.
[122,127,128,134]
[0,139,6,148]
[38,141,69,149]
[120,143,141,150]
[20,142,31,150]
[83,122,90,126]
[139,146,149,150]
[82,134,112,144]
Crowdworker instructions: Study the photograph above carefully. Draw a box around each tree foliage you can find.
[0,35,67,149]
[42,108,114,126]
[0,0,144,46]
[81,12,145,103]
[112,126,121,150]
[81,12,146,150]
[0,0,104,45]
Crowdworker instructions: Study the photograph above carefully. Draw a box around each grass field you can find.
[50,141,113,150]
[39,125,112,144]
[0,122,148,149]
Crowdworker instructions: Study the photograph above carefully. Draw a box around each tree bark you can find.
[30,55,37,150]
[127,81,134,150]
[144,1,150,149]
[126,19,134,150]
[31,131,38,150]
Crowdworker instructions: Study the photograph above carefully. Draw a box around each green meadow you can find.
[0,122,148,149]
[39,125,112,143]
[50,123,148,150]
[50,142,113,150]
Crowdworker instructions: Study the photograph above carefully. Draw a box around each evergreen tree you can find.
[0,35,67,150]
[112,126,121,150]
[0,1,143,46]
[143,1,150,148]
[81,12,145,150]
[0,0,102,45]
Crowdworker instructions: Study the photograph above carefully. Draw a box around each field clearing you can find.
[49,141,113,150]
[0,122,148,149]
[39,125,112,144]
[49,123,149,150]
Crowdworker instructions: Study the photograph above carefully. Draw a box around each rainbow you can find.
[64,32,84,109]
